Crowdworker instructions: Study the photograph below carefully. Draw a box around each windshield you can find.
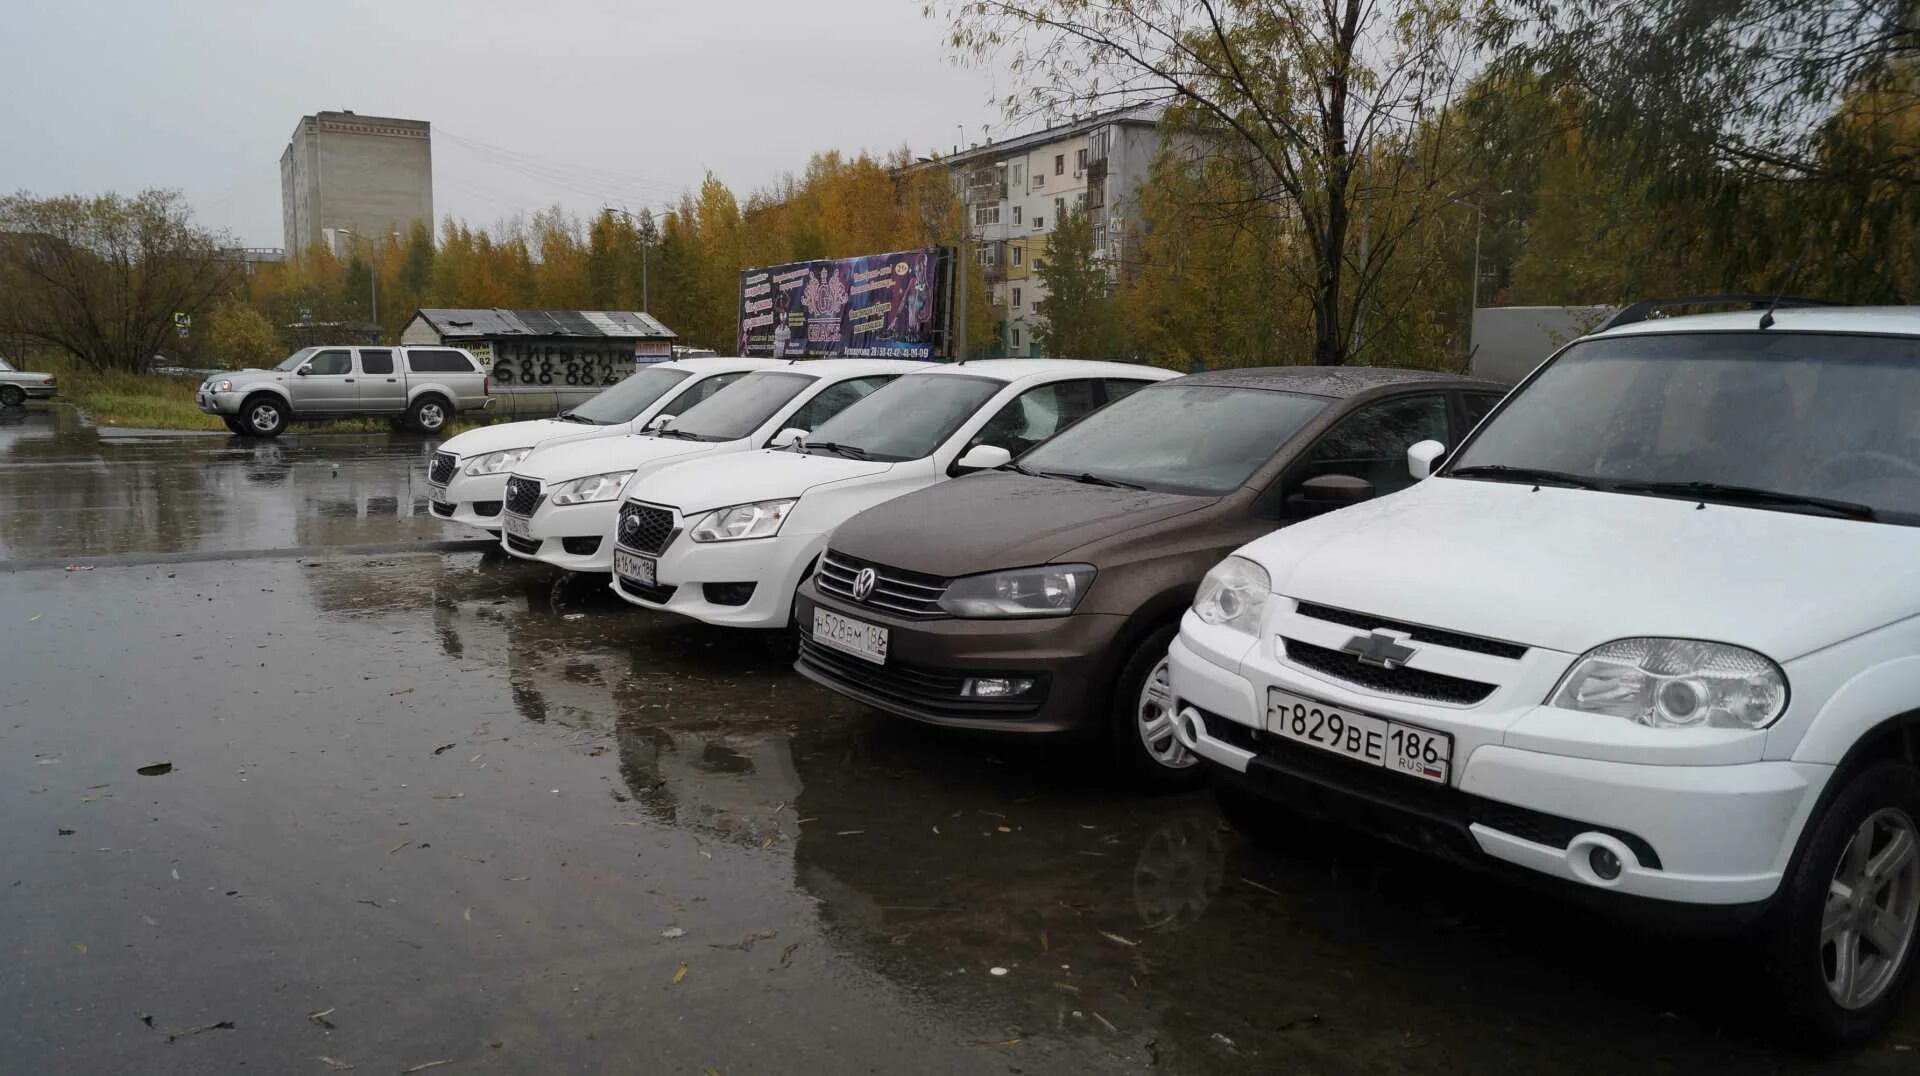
[660,371,815,442]
[1449,331,1920,524]
[800,373,1003,461]
[1019,383,1330,495]
[566,366,693,425]
[272,347,318,372]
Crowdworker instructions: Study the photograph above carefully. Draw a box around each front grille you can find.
[621,578,677,604]
[1295,602,1527,660]
[796,634,1047,717]
[504,533,541,555]
[815,550,950,619]
[429,452,457,484]
[503,476,544,517]
[429,500,453,517]
[617,502,676,555]
[1197,712,1661,869]
[1282,638,1495,705]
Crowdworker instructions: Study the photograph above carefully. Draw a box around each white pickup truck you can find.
[197,345,492,437]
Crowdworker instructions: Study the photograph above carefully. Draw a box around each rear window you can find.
[407,349,478,374]
[359,349,395,375]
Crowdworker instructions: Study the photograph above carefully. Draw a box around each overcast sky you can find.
[0,0,1008,246]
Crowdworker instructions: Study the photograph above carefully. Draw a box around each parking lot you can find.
[3,406,1917,1074]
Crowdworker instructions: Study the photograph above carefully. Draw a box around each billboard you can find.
[738,247,949,359]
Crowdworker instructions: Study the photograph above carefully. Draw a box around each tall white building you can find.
[946,105,1169,357]
[280,111,434,258]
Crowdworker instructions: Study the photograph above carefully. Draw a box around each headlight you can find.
[1549,638,1788,729]
[548,471,636,506]
[1192,556,1270,636]
[689,499,795,542]
[211,379,233,393]
[463,448,533,476]
[937,564,1094,618]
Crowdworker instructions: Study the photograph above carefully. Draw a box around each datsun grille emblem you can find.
[621,512,640,538]
[1342,629,1416,670]
[851,567,878,602]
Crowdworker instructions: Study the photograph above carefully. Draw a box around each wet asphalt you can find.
[2,405,1917,1074]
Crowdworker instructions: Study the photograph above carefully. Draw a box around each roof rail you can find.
[1597,294,1843,332]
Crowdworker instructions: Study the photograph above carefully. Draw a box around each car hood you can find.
[830,472,1212,577]
[1240,476,1920,661]
[514,434,735,483]
[436,419,588,460]
[205,368,282,384]
[628,449,893,513]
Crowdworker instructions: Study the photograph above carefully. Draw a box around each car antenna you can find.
[1757,258,1803,331]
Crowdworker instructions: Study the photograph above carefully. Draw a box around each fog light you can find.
[1588,846,1622,880]
[963,677,1034,698]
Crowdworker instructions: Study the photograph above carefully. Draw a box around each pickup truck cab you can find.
[198,345,491,437]
[0,357,57,406]
[426,356,785,534]
[499,358,928,574]
[609,359,1177,629]
[1171,306,1920,1045]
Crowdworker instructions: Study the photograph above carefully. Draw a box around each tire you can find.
[407,395,451,434]
[239,395,288,438]
[221,415,249,435]
[0,385,24,407]
[1762,760,1920,1048]
[1108,624,1205,792]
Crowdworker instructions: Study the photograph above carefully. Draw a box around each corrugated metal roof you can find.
[413,308,676,340]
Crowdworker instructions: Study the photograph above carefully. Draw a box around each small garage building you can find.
[401,308,679,417]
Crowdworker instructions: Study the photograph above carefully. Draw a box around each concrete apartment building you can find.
[948,105,1167,357]
[280,111,434,258]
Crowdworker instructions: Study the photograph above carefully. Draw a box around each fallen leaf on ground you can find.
[317,1057,356,1070]
[57,828,74,836]
[399,1061,453,1074]
[137,763,173,777]
[307,1007,336,1029]
[1098,930,1139,948]
[661,927,685,939]
[431,743,456,755]
[671,962,689,984]
[387,841,411,855]
[72,942,88,954]
[166,1020,235,1042]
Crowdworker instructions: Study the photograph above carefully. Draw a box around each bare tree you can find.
[936,0,1480,365]
[0,189,243,372]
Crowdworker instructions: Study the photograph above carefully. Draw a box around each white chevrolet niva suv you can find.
[1171,304,1920,1045]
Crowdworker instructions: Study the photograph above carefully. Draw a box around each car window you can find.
[801,373,1005,461]
[666,371,817,441]
[407,348,478,374]
[359,349,395,375]
[1297,394,1449,496]
[568,366,694,424]
[306,349,352,376]
[1103,378,1152,405]
[657,371,745,417]
[779,375,895,437]
[963,379,1103,457]
[1459,390,1503,432]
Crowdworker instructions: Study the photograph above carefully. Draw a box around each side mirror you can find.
[954,444,1012,472]
[295,366,311,376]
[770,427,808,448]
[1286,473,1375,519]
[1407,439,1447,480]
[644,414,674,432]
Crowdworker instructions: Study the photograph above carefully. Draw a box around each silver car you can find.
[197,345,493,437]
[0,357,57,407]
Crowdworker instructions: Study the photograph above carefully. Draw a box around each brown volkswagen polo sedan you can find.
[793,367,1507,788]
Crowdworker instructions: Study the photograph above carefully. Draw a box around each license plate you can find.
[813,607,888,665]
[503,512,532,539]
[1267,687,1452,784]
[613,548,656,587]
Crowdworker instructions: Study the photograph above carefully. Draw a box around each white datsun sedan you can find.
[1169,304,1920,1046]
[426,357,783,533]
[499,359,928,573]
[607,359,1178,628]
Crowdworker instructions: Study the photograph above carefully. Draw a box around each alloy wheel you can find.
[249,404,280,433]
[1822,806,1920,1009]
[417,403,445,429]
[1136,655,1196,770]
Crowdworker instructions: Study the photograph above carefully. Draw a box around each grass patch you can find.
[26,352,474,434]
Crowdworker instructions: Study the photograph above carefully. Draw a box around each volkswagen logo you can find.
[851,567,878,602]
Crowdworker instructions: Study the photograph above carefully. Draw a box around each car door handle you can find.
[386,378,398,382]
[343,378,355,383]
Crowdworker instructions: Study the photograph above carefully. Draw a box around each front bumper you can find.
[609,531,823,629]
[430,470,508,533]
[1167,628,1828,910]
[197,389,244,415]
[790,580,1128,735]
[502,500,616,573]
[20,384,57,400]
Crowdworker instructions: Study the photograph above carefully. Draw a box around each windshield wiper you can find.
[802,441,870,460]
[997,460,1039,476]
[1447,464,1609,490]
[652,427,706,440]
[1611,480,1878,521]
[556,411,596,424]
[1041,470,1147,490]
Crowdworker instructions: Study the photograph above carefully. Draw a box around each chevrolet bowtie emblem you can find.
[1342,630,1416,670]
